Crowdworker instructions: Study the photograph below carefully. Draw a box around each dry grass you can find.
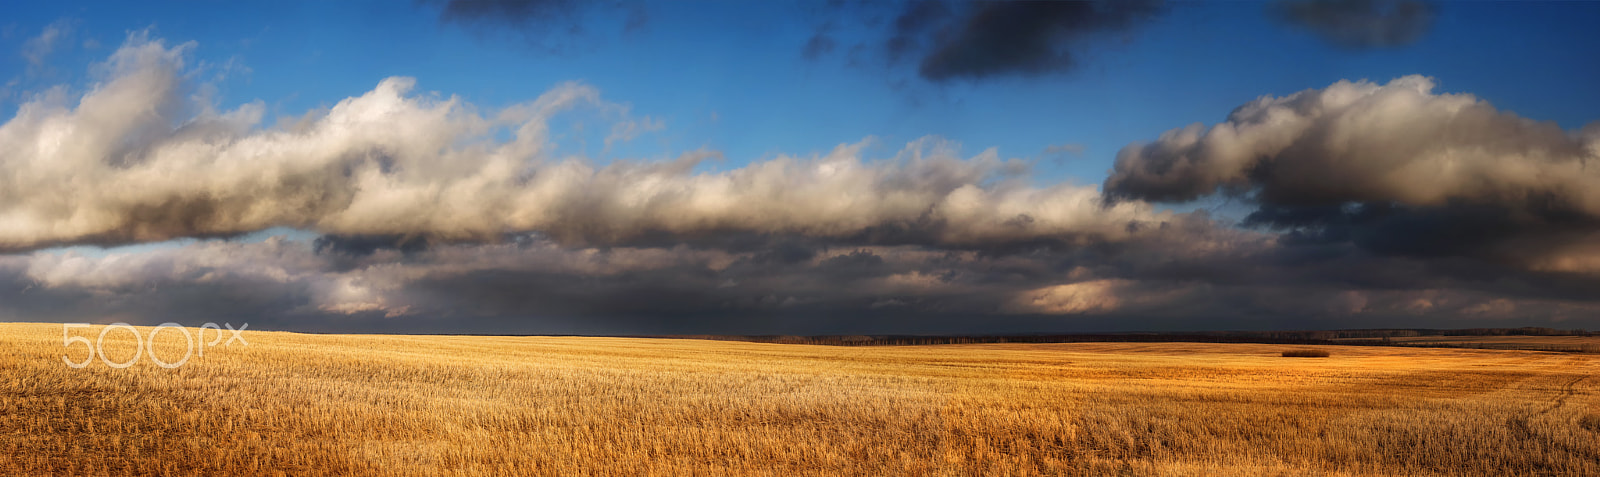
[1335,335,1600,353]
[2,323,1598,476]
[1282,349,1332,358]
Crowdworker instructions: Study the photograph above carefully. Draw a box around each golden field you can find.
[1,323,1597,476]
[1335,335,1600,353]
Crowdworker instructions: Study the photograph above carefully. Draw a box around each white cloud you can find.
[0,33,1172,253]
[1108,75,1598,207]
[1106,75,1600,273]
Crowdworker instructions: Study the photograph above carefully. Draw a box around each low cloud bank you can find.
[2,36,1598,333]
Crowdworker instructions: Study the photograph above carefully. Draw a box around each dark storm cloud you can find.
[1242,201,1600,270]
[313,234,434,258]
[0,218,1271,333]
[11,210,1600,334]
[808,0,1165,82]
[914,0,1165,81]
[1269,0,1436,49]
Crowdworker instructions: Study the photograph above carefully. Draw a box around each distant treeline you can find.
[1421,327,1592,336]
[657,327,1595,348]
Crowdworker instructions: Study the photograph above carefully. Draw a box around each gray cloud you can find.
[434,0,646,52]
[1270,0,1436,49]
[1106,75,1600,274]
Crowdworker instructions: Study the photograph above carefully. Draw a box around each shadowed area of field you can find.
[1337,334,1600,352]
[1,323,1597,476]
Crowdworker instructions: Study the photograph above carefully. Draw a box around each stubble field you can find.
[1,323,1596,476]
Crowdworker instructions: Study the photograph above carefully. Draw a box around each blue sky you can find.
[2,1,1599,333]
[5,1,1595,186]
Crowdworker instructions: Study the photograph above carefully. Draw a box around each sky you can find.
[0,0,1597,334]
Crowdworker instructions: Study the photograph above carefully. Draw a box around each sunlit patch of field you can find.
[1,323,1597,476]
